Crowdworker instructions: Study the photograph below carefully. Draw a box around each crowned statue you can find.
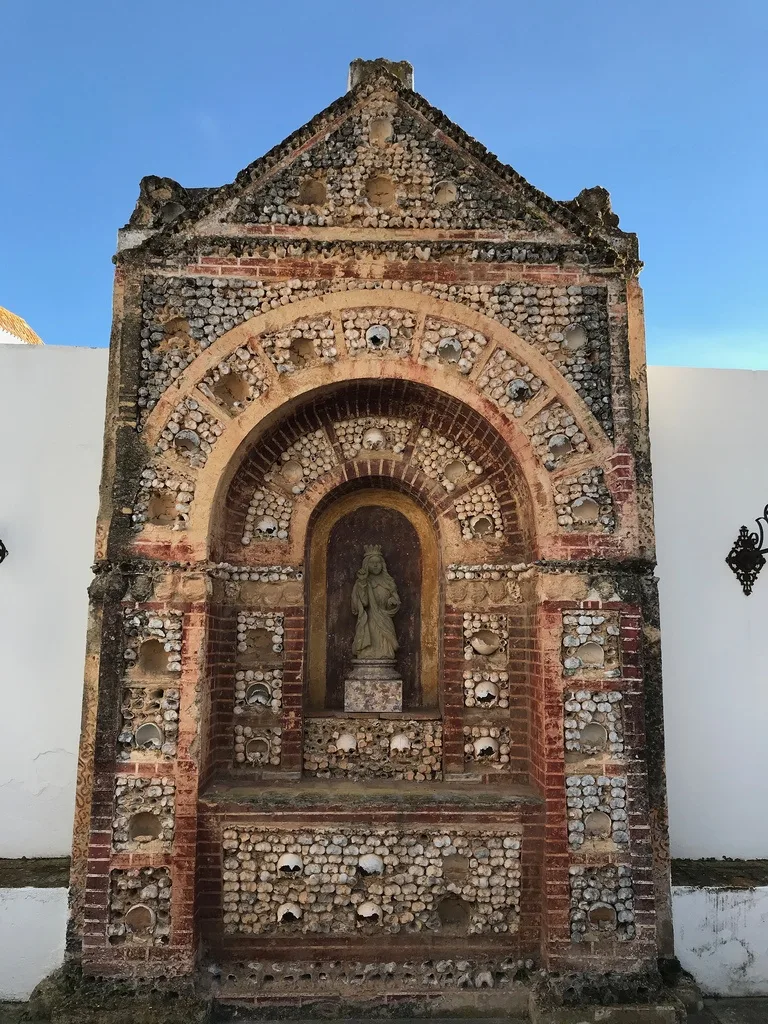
[345,545,403,712]
[351,545,401,660]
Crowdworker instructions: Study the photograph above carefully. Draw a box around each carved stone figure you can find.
[345,545,403,712]
[351,545,401,660]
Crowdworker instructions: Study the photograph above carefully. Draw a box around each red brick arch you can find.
[216,378,535,565]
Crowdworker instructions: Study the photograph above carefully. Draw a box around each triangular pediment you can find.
[220,87,565,236]
[128,66,625,261]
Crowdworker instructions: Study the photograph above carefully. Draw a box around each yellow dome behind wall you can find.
[0,306,44,345]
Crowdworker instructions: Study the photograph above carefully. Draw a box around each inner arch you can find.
[216,378,536,564]
[308,487,436,711]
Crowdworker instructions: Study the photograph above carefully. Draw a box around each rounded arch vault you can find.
[216,378,536,567]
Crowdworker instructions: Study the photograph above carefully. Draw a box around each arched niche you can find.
[214,379,535,567]
[307,488,440,712]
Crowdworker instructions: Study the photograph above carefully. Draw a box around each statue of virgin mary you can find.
[350,545,400,661]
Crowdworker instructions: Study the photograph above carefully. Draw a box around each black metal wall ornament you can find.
[0,538,7,566]
[726,506,768,595]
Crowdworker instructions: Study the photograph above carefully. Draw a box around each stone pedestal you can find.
[344,658,403,712]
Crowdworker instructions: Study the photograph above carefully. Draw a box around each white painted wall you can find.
[0,888,67,1000]
[673,885,768,996]
[649,366,768,859]
[0,345,108,857]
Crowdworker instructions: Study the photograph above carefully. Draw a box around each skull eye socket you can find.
[506,379,531,402]
[437,338,462,364]
[366,325,390,348]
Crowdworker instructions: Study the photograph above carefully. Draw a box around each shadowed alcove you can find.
[307,486,440,711]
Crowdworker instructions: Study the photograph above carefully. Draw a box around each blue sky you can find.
[1,0,766,367]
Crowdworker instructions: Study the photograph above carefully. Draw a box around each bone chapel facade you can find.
[71,58,673,1005]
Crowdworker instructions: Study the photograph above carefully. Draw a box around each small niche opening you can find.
[579,721,608,751]
[159,316,190,351]
[548,433,573,458]
[297,178,327,206]
[437,338,462,364]
[137,639,168,676]
[128,812,163,842]
[369,117,393,144]
[437,896,470,930]
[245,736,270,763]
[125,903,156,935]
[162,315,187,337]
[365,175,396,208]
[211,373,250,412]
[240,628,275,665]
[588,903,617,929]
[584,810,612,839]
[434,181,458,205]
[564,325,588,353]
[291,335,316,365]
[578,642,605,668]
[572,497,600,522]
[134,722,163,750]
[147,492,177,527]
[443,459,467,484]
[134,720,162,753]
[470,630,501,655]
[173,429,201,454]
[442,854,470,883]
[365,324,390,349]
[470,515,495,538]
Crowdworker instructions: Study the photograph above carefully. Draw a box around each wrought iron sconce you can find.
[0,538,7,566]
[726,506,768,595]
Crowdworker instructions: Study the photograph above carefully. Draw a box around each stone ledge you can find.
[200,778,543,811]
[530,1007,682,1023]
[0,857,70,889]
[16,962,701,1022]
[672,859,768,889]
[528,970,687,1024]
